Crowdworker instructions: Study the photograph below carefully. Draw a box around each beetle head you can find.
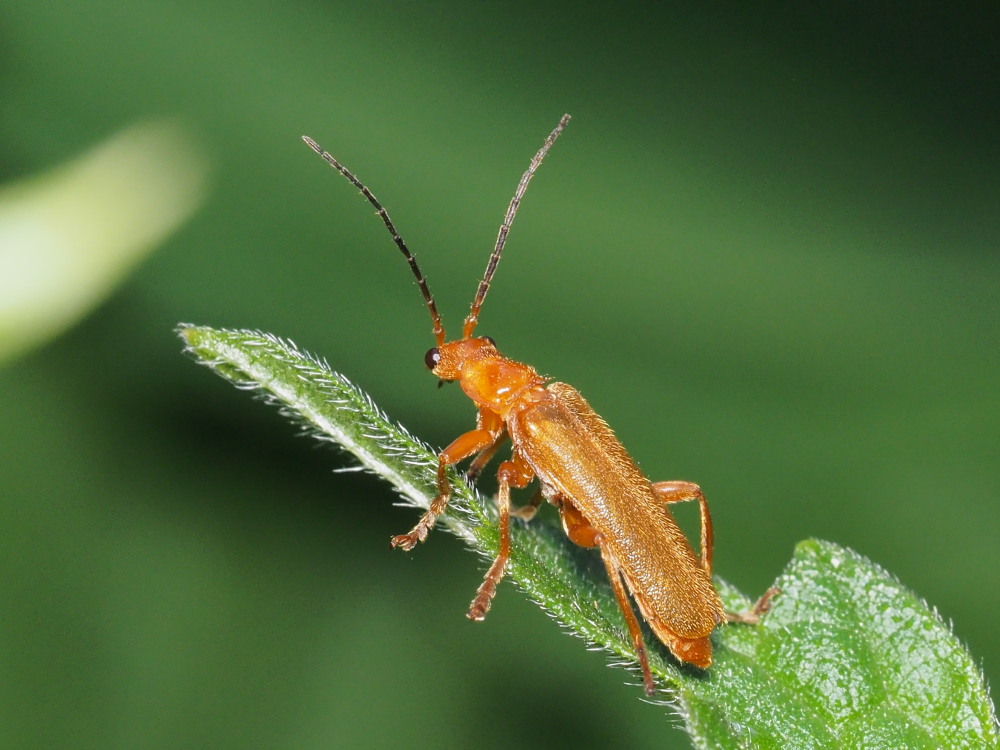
[424,336,498,382]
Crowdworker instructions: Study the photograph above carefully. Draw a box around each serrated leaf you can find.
[180,324,998,749]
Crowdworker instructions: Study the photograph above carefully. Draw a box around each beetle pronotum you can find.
[302,115,770,695]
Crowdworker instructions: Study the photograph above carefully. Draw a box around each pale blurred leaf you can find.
[0,121,208,362]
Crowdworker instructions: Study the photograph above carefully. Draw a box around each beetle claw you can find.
[390,527,427,551]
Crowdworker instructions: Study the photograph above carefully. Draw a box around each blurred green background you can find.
[2,2,998,747]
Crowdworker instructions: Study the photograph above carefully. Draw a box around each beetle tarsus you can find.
[389,513,435,550]
[389,532,420,551]
[467,577,497,621]
[725,586,780,624]
[627,624,656,696]
[390,486,456,550]
[751,586,780,616]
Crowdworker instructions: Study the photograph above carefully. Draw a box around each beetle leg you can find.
[556,496,601,547]
[652,481,714,577]
[467,451,534,620]
[597,541,657,696]
[391,427,497,551]
[651,484,779,626]
[463,426,507,485]
[554,498,655,693]
[510,487,544,521]
[726,586,781,624]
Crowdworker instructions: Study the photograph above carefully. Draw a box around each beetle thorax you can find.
[431,337,545,416]
[460,356,545,416]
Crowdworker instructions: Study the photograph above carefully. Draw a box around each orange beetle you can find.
[304,116,767,694]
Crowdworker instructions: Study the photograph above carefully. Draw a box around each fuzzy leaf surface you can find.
[180,324,998,749]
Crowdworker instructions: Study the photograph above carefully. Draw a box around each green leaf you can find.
[0,121,208,364]
[702,545,998,748]
[180,324,999,749]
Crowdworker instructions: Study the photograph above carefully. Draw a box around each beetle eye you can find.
[424,347,440,370]
[482,336,496,348]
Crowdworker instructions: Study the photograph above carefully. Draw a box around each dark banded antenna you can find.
[302,135,446,346]
[462,114,571,339]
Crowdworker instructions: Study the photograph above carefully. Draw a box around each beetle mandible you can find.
[303,115,766,695]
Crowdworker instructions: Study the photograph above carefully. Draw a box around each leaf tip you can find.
[176,323,216,357]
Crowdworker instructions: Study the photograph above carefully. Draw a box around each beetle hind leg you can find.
[725,586,780,624]
[651,481,779,626]
[651,481,714,575]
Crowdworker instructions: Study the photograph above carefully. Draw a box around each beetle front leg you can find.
[390,427,498,551]
[652,481,714,576]
[467,450,534,620]
[463,426,507,485]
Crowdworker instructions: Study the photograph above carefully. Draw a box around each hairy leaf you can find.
[180,324,998,748]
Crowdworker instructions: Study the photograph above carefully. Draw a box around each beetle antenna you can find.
[462,114,571,339]
[302,135,446,346]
